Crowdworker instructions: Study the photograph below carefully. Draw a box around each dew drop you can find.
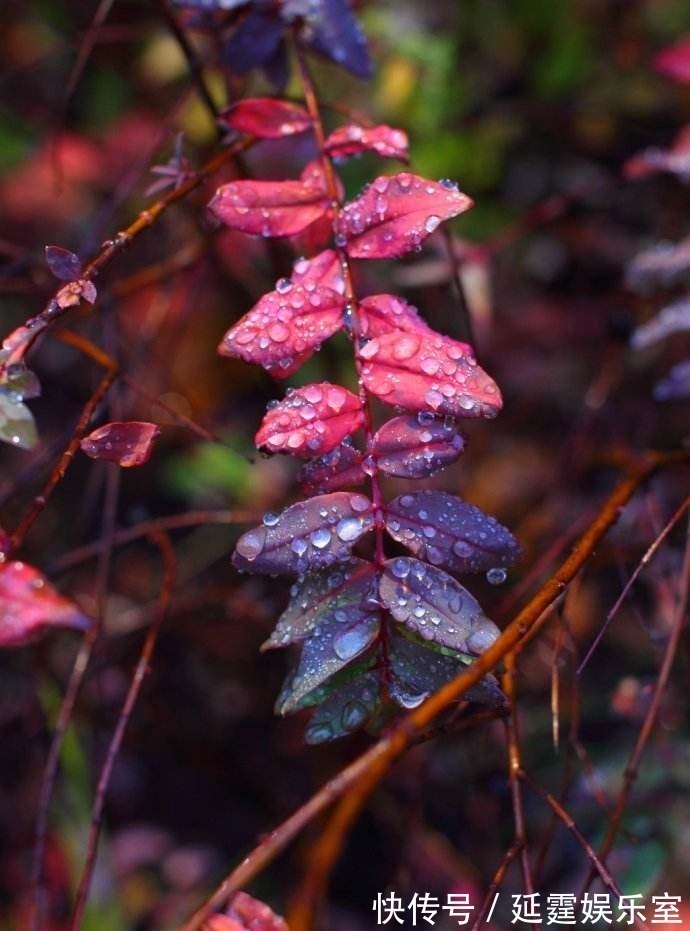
[333,626,371,660]
[236,527,267,561]
[486,567,508,585]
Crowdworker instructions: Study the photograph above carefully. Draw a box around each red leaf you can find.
[358,293,432,339]
[0,561,89,648]
[45,245,82,282]
[324,123,409,161]
[233,492,374,575]
[380,557,500,654]
[298,442,365,494]
[218,251,346,379]
[204,892,289,931]
[209,161,331,238]
[80,421,160,467]
[654,33,690,84]
[384,491,521,575]
[220,98,312,138]
[255,383,364,457]
[336,173,473,258]
[372,414,465,479]
[358,329,502,418]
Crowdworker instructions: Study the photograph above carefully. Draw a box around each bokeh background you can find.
[1,1,689,929]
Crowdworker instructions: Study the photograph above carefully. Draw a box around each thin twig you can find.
[68,530,176,931]
[470,841,522,931]
[178,449,688,931]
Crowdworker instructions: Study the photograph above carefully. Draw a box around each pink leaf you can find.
[204,892,289,931]
[298,442,365,494]
[218,251,346,379]
[336,173,473,258]
[233,492,374,575]
[372,414,465,479]
[653,33,690,84]
[358,293,432,339]
[0,561,89,648]
[380,557,500,654]
[358,329,502,418]
[80,421,160,467]
[219,98,312,138]
[324,123,409,161]
[255,383,364,457]
[209,161,331,238]
[384,491,521,575]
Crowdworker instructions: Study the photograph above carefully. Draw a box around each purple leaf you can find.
[45,245,82,282]
[298,442,365,494]
[380,557,500,655]
[300,0,373,79]
[263,559,377,649]
[233,492,374,575]
[388,631,505,710]
[653,358,690,400]
[372,414,465,479]
[305,669,380,742]
[384,490,521,574]
[222,12,284,75]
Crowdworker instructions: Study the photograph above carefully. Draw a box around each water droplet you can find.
[336,517,362,542]
[311,528,332,549]
[236,527,267,561]
[333,626,371,660]
[262,512,279,527]
[486,567,507,585]
[276,277,293,294]
[424,215,441,233]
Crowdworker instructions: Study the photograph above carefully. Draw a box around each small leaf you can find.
[336,173,472,259]
[631,297,690,349]
[203,892,289,931]
[80,421,160,468]
[263,559,377,649]
[0,561,90,648]
[380,557,500,655]
[358,294,432,339]
[372,414,465,479]
[653,358,690,401]
[219,252,346,379]
[388,631,505,710]
[279,609,379,713]
[56,278,97,309]
[653,33,690,84]
[219,98,312,138]
[305,669,380,743]
[301,0,373,79]
[0,393,38,450]
[222,12,285,76]
[324,123,409,161]
[255,383,364,457]
[298,442,365,494]
[45,245,82,282]
[385,491,521,574]
[209,161,331,238]
[232,491,374,575]
[358,329,502,419]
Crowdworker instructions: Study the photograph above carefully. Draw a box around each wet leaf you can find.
[278,608,379,713]
[1,363,41,400]
[388,631,505,710]
[298,442,365,494]
[305,669,380,743]
[324,123,409,161]
[45,245,82,281]
[219,98,312,138]
[372,414,465,479]
[336,173,472,258]
[358,293,432,339]
[80,421,160,467]
[380,557,500,654]
[204,891,289,931]
[263,559,377,649]
[222,12,285,76]
[255,383,364,457]
[219,255,346,378]
[209,161,331,238]
[385,491,521,574]
[358,329,502,418]
[0,393,38,450]
[0,561,90,648]
[232,491,374,575]
[301,0,373,79]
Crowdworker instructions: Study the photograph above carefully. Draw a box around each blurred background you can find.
[1,1,689,928]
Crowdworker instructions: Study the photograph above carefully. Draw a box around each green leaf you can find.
[0,392,38,450]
